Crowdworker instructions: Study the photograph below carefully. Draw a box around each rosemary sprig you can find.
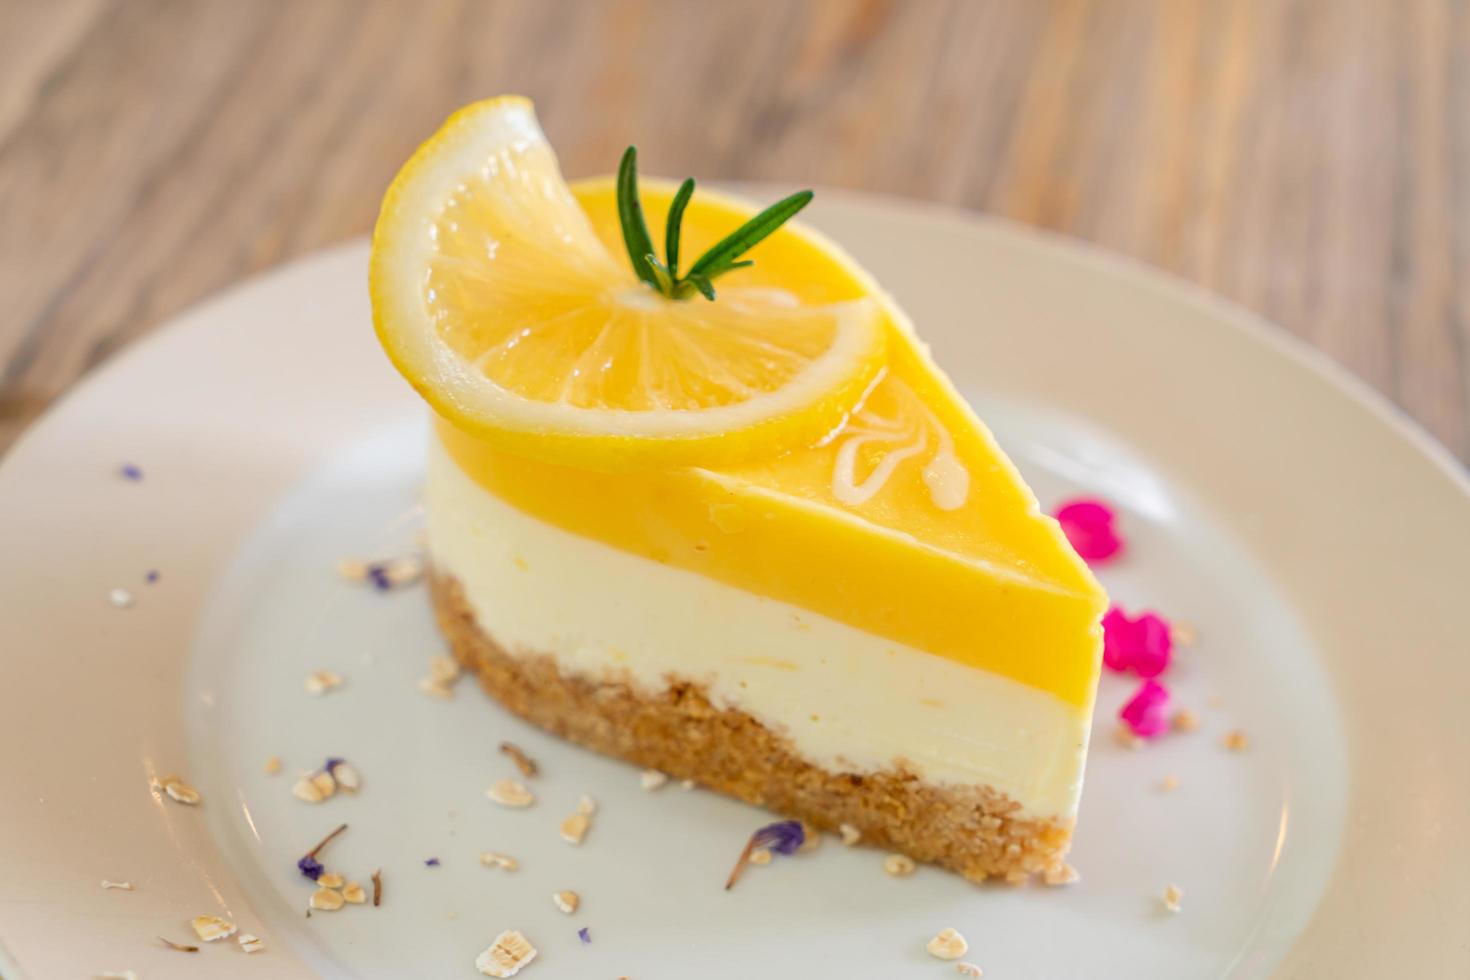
[615,146,812,301]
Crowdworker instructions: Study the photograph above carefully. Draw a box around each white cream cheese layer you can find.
[426,433,1090,819]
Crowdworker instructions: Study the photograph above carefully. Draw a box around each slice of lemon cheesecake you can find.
[371,97,1107,882]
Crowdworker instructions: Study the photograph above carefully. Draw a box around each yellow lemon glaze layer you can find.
[435,181,1107,708]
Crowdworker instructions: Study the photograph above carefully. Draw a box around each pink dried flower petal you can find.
[1129,613,1173,677]
[1102,606,1174,678]
[1120,679,1171,738]
[1101,607,1133,672]
[1054,498,1124,564]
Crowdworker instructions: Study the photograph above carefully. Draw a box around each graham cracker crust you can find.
[430,571,1072,883]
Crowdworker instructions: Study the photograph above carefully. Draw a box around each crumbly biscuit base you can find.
[431,571,1072,882]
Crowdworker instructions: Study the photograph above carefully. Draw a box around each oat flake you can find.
[476,929,537,977]
[559,812,591,845]
[238,932,265,953]
[304,669,344,697]
[480,852,520,871]
[190,914,237,942]
[883,853,916,877]
[926,927,969,960]
[310,887,345,911]
[552,890,579,914]
[486,778,535,808]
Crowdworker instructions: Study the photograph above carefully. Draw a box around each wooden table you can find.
[3,0,1467,460]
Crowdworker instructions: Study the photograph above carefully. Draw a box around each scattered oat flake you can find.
[292,772,335,803]
[680,778,695,791]
[156,776,201,805]
[476,929,538,977]
[1113,725,1143,750]
[362,555,424,592]
[1120,679,1171,738]
[798,822,822,852]
[264,755,283,775]
[311,887,345,911]
[343,882,367,904]
[578,927,591,945]
[100,879,133,890]
[238,933,265,953]
[190,914,236,942]
[337,558,370,583]
[883,853,917,877]
[499,741,538,777]
[419,675,455,700]
[371,868,383,906]
[109,588,135,608]
[317,872,344,889]
[926,927,969,960]
[1162,883,1184,913]
[956,963,984,977]
[639,769,668,791]
[552,890,579,914]
[748,847,773,866]
[1171,620,1198,645]
[1223,729,1249,751]
[326,758,360,792]
[1042,862,1080,886]
[1054,497,1123,564]
[429,653,462,684]
[839,823,862,846]
[304,669,344,696]
[480,852,520,871]
[1172,708,1201,732]
[560,812,591,845]
[157,936,198,953]
[486,778,535,808]
[1159,774,1181,792]
[575,794,597,816]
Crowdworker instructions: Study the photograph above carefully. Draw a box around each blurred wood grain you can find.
[1,0,1466,459]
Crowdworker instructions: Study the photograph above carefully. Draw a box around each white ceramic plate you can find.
[1,191,1466,980]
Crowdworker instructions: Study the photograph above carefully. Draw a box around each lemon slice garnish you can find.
[370,96,885,468]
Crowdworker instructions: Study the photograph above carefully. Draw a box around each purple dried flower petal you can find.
[297,855,324,881]
[725,820,807,889]
[145,569,160,584]
[424,857,440,867]
[323,757,345,775]
[366,564,393,591]
[577,927,591,945]
[752,820,805,855]
[119,464,144,481]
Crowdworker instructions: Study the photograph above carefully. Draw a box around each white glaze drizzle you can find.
[830,379,970,511]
